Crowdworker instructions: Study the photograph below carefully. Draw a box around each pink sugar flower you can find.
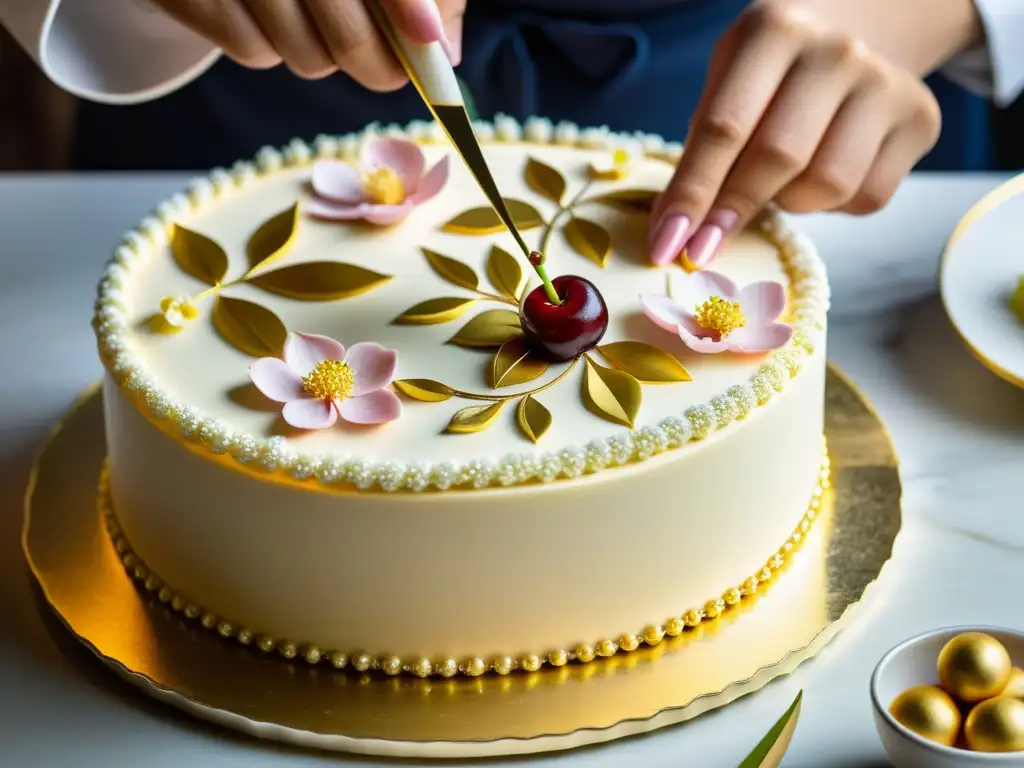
[640,270,793,354]
[249,332,401,429]
[306,137,450,226]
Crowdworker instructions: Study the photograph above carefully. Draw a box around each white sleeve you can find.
[0,0,221,104]
[942,0,1024,108]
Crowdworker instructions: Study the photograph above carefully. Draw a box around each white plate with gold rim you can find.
[940,173,1024,390]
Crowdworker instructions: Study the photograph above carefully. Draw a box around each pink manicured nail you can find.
[441,33,461,66]
[648,213,692,266]
[407,1,446,42]
[686,210,739,268]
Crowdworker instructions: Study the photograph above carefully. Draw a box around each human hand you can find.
[648,1,946,268]
[150,0,464,91]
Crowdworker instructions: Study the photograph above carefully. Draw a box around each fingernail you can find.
[648,213,692,266]
[441,32,461,66]
[686,210,739,268]
[410,1,446,42]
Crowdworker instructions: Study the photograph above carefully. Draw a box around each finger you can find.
[437,0,467,65]
[305,0,408,91]
[381,0,446,43]
[688,41,864,267]
[649,7,804,265]
[150,0,281,69]
[245,0,335,79]
[774,85,894,214]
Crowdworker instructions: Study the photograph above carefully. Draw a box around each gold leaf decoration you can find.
[738,691,802,768]
[442,199,544,235]
[212,296,287,357]
[393,379,454,402]
[486,245,523,300]
[170,224,229,286]
[490,337,549,388]
[423,248,479,291]
[247,202,299,270]
[249,262,391,301]
[581,356,642,428]
[597,341,692,384]
[564,217,613,268]
[590,188,660,213]
[449,310,523,348]
[446,401,505,434]
[393,297,477,325]
[525,157,566,204]
[516,395,552,443]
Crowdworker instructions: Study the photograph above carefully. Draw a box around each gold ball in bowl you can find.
[1001,668,1024,701]
[937,632,1012,703]
[889,685,962,746]
[965,696,1024,752]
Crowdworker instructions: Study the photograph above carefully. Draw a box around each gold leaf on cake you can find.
[393,379,455,402]
[524,157,566,204]
[516,395,552,443]
[423,248,480,291]
[170,224,229,286]
[393,297,477,325]
[449,310,523,348]
[446,401,505,434]
[441,199,544,235]
[486,245,524,300]
[490,337,549,388]
[597,341,692,384]
[212,296,288,357]
[581,356,642,428]
[590,188,660,213]
[247,202,299,270]
[564,217,612,268]
[249,262,391,301]
[738,691,802,768]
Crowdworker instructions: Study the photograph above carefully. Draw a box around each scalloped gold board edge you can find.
[22,364,900,759]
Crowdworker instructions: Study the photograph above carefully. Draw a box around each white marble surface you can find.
[2,173,1023,768]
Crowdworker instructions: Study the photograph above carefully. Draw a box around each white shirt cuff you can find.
[0,0,220,104]
[943,0,1024,108]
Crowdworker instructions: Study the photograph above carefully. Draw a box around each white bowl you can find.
[871,626,1024,767]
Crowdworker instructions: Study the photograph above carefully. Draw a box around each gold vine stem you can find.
[448,357,581,402]
[539,182,594,256]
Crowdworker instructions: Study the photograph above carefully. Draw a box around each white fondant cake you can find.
[93,118,830,677]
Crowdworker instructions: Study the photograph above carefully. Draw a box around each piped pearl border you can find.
[91,117,830,493]
[102,446,829,678]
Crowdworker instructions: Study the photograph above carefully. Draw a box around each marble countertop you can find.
[2,172,1022,768]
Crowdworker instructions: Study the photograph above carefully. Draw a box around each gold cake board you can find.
[22,365,901,760]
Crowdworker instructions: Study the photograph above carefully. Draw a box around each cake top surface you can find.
[94,119,827,491]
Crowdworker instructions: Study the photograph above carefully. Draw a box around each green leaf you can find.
[738,691,803,768]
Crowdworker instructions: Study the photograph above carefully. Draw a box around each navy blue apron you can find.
[71,0,991,171]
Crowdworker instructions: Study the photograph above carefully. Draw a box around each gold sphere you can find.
[965,696,1024,752]
[938,632,1012,702]
[1001,668,1024,701]
[889,685,961,747]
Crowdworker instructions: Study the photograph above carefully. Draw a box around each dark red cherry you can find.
[520,275,609,362]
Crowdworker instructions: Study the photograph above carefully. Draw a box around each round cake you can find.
[92,117,830,677]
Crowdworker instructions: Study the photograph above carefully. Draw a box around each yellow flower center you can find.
[362,167,406,205]
[302,360,355,401]
[612,148,630,167]
[694,295,746,337]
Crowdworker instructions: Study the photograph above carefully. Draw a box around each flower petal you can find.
[304,197,367,220]
[677,269,739,307]
[362,204,416,226]
[409,156,450,203]
[739,281,787,323]
[311,161,364,203]
[338,389,402,424]
[249,357,307,402]
[344,342,398,396]
[678,324,729,354]
[282,398,338,430]
[727,322,794,353]
[360,137,425,196]
[284,332,345,376]
[640,293,692,332]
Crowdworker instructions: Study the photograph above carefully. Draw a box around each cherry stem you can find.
[531,181,594,306]
[535,263,560,305]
